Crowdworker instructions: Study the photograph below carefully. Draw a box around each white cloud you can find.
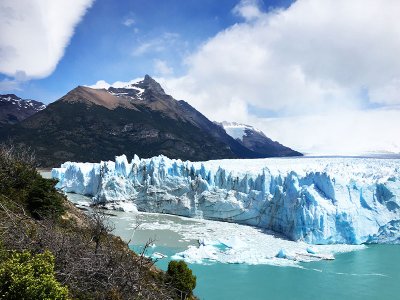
[0,0,93,80]
[232,0,264,21]
[153,59,173,76]
[87,80,111,89]
[160,0,400,154]
[250,108,400,155]
[132,32,180,56]
[122,18,135,27]
[87,78,143,89]
[369,78,400,105]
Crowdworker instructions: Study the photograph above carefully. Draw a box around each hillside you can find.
[0,144,196,299]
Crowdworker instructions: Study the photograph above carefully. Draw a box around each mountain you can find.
[0,75,301,167]
[0,94,46,125]
[220,121,302,157]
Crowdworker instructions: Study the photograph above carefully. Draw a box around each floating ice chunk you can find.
[117,201,138,212]
[170,254,184,261]
[175,245,218,264]
[102,201,138,212]
[218,236,247,249]
[307,247,317,254]
[276,249,287,259]
[115,210,366,266]
[152,252,167,259]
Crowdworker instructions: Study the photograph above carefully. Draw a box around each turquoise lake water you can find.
[60,191,400,300]
[133,244,400,300]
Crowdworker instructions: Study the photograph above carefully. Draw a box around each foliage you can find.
[26,177,65,219]
[0,202,179,299]
[0,143,188,299]
[167,260,196,298]
[0,250,69,299]
[0,143,65,219]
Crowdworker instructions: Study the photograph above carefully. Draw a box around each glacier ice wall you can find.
[52,155,400,244]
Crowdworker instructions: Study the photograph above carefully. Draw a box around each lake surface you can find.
[187,246,400,300]
[65,193,400,300]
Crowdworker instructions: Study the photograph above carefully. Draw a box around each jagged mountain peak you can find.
[0,93,46,125]
[1,78,302,166]
[89,75,166,101]
[1,94,22,101]
[137,74,165,94]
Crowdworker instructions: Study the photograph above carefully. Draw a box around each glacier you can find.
[52,155,400,245]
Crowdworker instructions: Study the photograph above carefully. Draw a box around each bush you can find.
[26,177,65,219]
[0,143,65,219]
[167,260,196,298]
[0,250,69,299]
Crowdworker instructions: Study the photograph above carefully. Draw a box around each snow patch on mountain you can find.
[220,121,263,141]
[87,76,162,101]
[0,94,46,111]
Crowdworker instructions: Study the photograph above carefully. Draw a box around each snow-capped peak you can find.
[86,75,167,102]
[220,121,263,141]
[0,94,46,112]
[1,94,21,102]
[0,94,46,125]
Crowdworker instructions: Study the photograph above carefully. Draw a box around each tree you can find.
[27,177,65,219]
[0,143,65,219]
[0,250,70,299]
[167,260,196,299]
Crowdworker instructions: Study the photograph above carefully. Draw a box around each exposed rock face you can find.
[0,94,46,125]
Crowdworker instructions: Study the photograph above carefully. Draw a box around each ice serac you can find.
[52,156,400,244]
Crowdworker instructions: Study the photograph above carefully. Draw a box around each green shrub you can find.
[0,144,65,219]
[26,177,65,219]
[0,250,69,299]
[167,260,196,297]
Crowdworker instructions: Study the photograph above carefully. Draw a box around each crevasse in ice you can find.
[52,155,400,244]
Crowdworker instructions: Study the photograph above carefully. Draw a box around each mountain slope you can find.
[0,76,301,166]
[220,121,302,157]
[0,94,46,125]
[104,76,288,158]
[0,76,239,166]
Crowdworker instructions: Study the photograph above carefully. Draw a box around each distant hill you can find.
[220,121,302,157]
[0,94,45,125]
[0,75,302,167]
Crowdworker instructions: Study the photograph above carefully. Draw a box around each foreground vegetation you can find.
[0,143,197,299]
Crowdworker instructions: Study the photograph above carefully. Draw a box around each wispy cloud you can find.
[122,18,135,27]
[153,59,173,76]
[0,78,21,91]
[132,32,180,56]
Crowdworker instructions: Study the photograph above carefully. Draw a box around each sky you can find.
[1,0,400,155]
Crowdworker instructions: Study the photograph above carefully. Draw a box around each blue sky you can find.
[1,0,399,154]
[0,0,291,102]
